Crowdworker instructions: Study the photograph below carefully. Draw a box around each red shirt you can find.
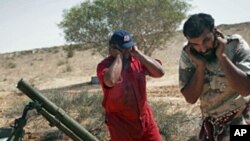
[97,56,162,141]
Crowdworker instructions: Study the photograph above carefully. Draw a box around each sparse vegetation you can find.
[56,60,66,66]
[4,99,30,118]
[6,89,199,141]
[63,45,74,58]
[67,49,74,58]
[19,50,33,56]
[5,62,16,69]
[41,130,68,141]
[150,101,200,141]
[63,63,72,72]
[45,47,60,54]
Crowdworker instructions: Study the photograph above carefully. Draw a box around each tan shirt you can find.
[179,34,250,118]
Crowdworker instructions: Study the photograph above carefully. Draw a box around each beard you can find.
[201,48,217,63]
[191,47,217,63]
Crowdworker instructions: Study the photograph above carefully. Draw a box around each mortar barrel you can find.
[17,79,99,141]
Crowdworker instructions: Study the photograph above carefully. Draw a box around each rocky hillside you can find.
[218,22,250,42]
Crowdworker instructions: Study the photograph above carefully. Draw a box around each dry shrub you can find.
[150,100,200,141]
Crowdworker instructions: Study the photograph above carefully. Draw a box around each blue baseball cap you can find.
[110,30,136,49]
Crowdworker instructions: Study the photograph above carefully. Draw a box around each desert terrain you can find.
[0,22,250,141]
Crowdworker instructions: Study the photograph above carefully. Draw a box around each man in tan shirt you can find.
[179,13,250,141]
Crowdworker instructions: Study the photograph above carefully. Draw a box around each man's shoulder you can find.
[179,48,194,69]
[227,34,242,39]
[227,34,246,45]
[225,34,249,55]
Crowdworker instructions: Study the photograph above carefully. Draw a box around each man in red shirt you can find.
[97,30,164,141]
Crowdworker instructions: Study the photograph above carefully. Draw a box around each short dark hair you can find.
[183,13,215,38]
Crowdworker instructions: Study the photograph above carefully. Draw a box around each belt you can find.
[199,107,242,141]
[211,107,241,125]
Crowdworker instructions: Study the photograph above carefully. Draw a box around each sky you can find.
[0,0,250,53]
